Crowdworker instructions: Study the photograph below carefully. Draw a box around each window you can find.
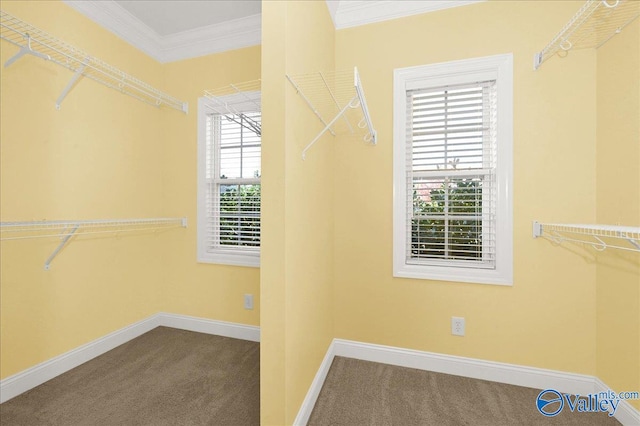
[393,54,513,285]
[197,96,261,267]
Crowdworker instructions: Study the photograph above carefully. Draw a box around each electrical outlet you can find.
[244,294,254,310]
[451,317,465,336]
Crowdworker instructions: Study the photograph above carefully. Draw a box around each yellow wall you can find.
[260,2,287,422]
[261,1,335,423]
[0,1,167,377]
[596,18,640,410]
[161,46,261,325]
[333,0,600,375]
[3,0,639,420]
[0,1,263,380]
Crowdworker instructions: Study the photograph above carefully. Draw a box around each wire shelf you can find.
[1,217,187,269]
[534,0,640,70]
[533,221,640,253]
[286,67,377,159]
[0,10,188,112]
[203,80,261,135]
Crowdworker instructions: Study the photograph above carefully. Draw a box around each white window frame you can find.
[197,96,261,268]
[393,54,513,285]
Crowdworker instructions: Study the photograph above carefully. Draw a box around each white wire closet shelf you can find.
[204,79,261,135]
[0,10,188,112]
[532,221,640,253]
[286,67,377,159]
[534,0,640,70]
[0,217,187,270]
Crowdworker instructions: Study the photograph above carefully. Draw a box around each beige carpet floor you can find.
[0,327,260,426]
[1,331,626,426]
[308,356,622,426]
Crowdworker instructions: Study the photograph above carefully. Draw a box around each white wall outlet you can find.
[451,316,465,336]
[244,294,254,310]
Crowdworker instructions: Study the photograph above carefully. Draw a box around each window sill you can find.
[393,262,512,286]
[198,251,260,268]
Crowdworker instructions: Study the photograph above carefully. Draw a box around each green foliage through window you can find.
[411,178,483,261]
[219,183,261,247]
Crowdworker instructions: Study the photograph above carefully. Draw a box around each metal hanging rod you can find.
[286,67,377,160]
[0,10,188,112]
[204,80,261,135]
[533,221,640,253]
[534,0,640,70]
[0,217,187,270]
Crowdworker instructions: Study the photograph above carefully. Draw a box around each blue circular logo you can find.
[536,389,564,417]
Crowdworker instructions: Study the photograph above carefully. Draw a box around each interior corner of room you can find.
[1,0,639,425]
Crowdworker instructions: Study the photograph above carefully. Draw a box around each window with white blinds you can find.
[393,54,513,285]
[408,81,496,268]
[197,97,261,267]
[207,112,261,248]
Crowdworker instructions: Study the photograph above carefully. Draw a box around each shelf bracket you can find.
[626,237,640,250]
[44,224,79,270]
[532,221,542,238]
[4,34,51,68]
[56,58,88,110]
[354,67,376,145]
[285,75,337,138]
[302,95,358,160]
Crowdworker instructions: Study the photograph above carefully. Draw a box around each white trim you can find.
[63,0,485,62]
[0,315,160,404]
[392,53,513,286]
[157,312,260,342]
[0,313,259,403]
[295,338,640,425]
[196,97,261,268]
[63,0,161,61]
[594,378,640,426]
[332,339,595,396]
[325,1,340,28]
[293,340,337,426]
[160,14,261,63]
[62,1,261,63]
[332,1,486,30]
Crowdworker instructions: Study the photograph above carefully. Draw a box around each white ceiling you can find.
[114,1,261,37]
[63,0,484,63]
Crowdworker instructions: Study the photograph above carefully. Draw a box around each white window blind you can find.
[393,54,512,285]
[407,81,496,268]
[205,112,261,253]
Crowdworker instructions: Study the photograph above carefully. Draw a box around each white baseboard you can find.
[293,340,337,426]
[0,315,160,404]
[332,339,595,395]
[3,321,638,426]
[295,338,640,426]
[157,312,260,342]
[594,378,640,426]
[0,312,260,404]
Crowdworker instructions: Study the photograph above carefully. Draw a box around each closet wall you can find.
[161,46,261,326]
[0,1,263,380]
[261,1,335,423]
[2,0,638,417]
[0,1,167,377]
[596,19,640,410]
[333,0,600,374]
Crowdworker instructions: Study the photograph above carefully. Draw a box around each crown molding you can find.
[63,0,483,63]
[62,0,261,63]
[325,1,340,28]
[63,0,161,61]
[332,0,486,29]
[161,14,261,63]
